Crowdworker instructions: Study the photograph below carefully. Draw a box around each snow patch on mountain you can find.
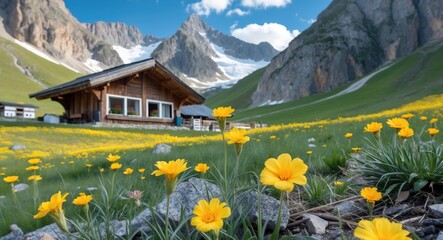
[113,42,161,64]
[84,58,103,72]
[210,43,268,82]
[14,39,80,73]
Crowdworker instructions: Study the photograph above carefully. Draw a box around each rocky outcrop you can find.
[84,21,144,48]
[251,0,443,106]
[91,42,123,66]
[0,0,122,69]
[152,14,278,84]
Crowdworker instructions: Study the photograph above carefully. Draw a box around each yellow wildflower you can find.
[345,133,353,139]
[401,113,414,119]
[123,168,134,175]
[106,153,121,162]
[28,175,42,181]
[195,163,210,173]
[260,153,308,192]
[110,163,122,170]
[73,194,93,206]
[26,166,39,171]
[191,198,231,234]
[427,128,439,137]
[3,176,19,184]
[398,127,414,139]
[360,187,382,203]
[212,106,234,118]
[354,218,411,240]
[387,118,409,130]
[28,158,41,165]
[364,122,383,134]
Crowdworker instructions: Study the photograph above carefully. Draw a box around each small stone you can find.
[86,187,98,191]
[9,144,25,150]
[235,189,290,229]
[436,231,443,240]
[423,225,436,235]
[422,218,443,226]
[303,213,328,235]
[40,233,55,240]
[0,224,23,240]
[429,204,443,218]
[384,204,408,216]
[13,183,28,192]
[152,144,172,155]
[334,201,361,215]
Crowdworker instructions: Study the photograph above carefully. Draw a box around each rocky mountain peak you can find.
[0,0,123,71]
[181,14,209,33]
[251,0,443,107]
[84,21,145,48]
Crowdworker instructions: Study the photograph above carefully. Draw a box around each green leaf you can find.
[414,180,428,191]
[408,173,418,183]
[384,183,398,195]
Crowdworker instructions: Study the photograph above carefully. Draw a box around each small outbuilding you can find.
[29,59,204,126]
[0,101,38,119]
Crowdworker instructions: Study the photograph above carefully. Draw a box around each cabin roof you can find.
[0,101,38,108]
[180,104,215,119]
[29,58,204,103]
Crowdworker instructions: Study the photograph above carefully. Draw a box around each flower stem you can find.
[270,191,284,240]
[165,193,170,240]
[222,133,228,192]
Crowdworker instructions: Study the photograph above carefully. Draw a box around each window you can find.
[109,96,124,114]
[147,100,174,119]
[107,94,141,117]
[127,98,141,116]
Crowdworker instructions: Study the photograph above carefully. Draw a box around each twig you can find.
[400,216,423,224]
[312,213,358,227]
[290,195,361,217]
[286,218,309,228]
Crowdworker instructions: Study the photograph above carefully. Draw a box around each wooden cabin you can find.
[29,59,204,126]
[0,101,38,119]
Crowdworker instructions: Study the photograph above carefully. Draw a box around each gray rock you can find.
[0,224,23,240]
[99,220,128,238]
[303,213,329,235]
[13,183,28,192]
[429,204,443,218]
[235,189,289,230]
[437,231,443,240]
[152,144,172,155]
[9,144,25,150]
[155,178,222,224]
[132,208,153,235]
[384,204,408,216]
[334,201,361,215]
[422,218,443,226]
[23,223,70,240]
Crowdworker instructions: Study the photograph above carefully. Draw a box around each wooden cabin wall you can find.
[101,73,179,124]
[64,91,97,122]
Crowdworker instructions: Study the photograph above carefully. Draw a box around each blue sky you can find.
[65,0,332,51]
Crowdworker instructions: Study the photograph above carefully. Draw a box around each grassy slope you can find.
[205,68,265,109]
[228,41,443,124]
[0,37,81,116]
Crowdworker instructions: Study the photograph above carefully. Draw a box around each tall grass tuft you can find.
[355,138,443,195]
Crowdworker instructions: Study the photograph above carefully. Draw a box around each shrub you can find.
[355,138,443,195]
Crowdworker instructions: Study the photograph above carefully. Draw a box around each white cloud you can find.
[188,0,233,16]
[307,18,317,24]
[241,0,291,8]
[231,23,300,51]
[226,8,250,16]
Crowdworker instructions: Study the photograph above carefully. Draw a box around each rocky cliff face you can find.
[251,0,443,106]
[152,14,278,85]
[84,21,145,48]
[0,0,122,69]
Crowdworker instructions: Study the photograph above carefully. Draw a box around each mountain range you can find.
[0,0,277,91]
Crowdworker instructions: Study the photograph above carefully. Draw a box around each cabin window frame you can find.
[146,99,174,119]
[107,94,142,117]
